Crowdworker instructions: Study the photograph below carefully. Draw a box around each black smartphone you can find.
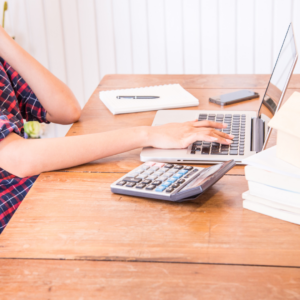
[209,90,259,106]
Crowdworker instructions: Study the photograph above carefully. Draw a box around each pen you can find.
[116,96,160,99]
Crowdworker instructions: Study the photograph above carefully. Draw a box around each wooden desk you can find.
[1,75,300,299]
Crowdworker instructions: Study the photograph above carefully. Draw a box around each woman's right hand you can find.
[146,120,234,149]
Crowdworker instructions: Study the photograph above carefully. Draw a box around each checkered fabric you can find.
[0,57,49,233]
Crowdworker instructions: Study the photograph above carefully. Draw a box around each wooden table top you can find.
[1,75,300,299]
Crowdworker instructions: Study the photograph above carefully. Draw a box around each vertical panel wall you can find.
[1,0,299,137]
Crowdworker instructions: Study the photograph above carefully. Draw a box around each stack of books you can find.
[242,146,300,225]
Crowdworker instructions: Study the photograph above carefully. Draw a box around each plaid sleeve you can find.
[0,58,50,124]
[0,113,21,142]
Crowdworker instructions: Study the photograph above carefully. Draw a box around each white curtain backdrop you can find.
[1,0,299,137]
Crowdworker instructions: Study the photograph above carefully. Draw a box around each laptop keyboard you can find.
[190,114,246,156]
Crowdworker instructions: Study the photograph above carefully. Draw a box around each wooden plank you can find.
[43,0,67,83]
[0,259,299,300]
[77,0,100,102]
[111,0,133,74]
[165,0,184,74]
[95,0,117,78]
[1,172,300,266]
[98,74,300,89]
[129,0,149,74]
[182,0,201,74]
[254,0,273,74]
[201,0,219,74]
[236,0,255,74]
[60,0,85,108]
[147,0,167,74]
[273,0,293,67]
[219,0,236,74]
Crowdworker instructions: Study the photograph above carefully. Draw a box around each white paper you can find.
[242,146,300,179]
[99,84,199,115]
[243,200,300,225]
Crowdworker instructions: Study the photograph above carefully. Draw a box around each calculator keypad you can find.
[116,162,199,194]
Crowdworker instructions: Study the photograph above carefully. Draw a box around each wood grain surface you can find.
[1,259,300,300]
[1,172,300,267]
[1,75,300,299]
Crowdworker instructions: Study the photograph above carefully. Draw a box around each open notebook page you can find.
[99,84,199,115]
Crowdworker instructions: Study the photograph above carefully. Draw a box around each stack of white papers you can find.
[99,84,199,115]
[242,146,300,179]
[242,146,300,225]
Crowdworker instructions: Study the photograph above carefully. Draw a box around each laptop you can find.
[141,23,298,165]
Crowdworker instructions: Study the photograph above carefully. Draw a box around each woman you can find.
[0,26,233,233]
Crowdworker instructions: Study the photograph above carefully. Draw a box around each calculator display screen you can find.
[181,164,223,191]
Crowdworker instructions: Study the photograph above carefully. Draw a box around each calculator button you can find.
[145,161,156,166]
[165,187,174,193]
[116,181,126,186]
[136,183,146,189]
[141,165,150,170]
[147,175,158,180]
[153,171,164,176]
[184,166,193,171]
[164,164,174,168]
[161,181,172,187]
[157,176,168,182]
[155,163,165,168]
[168,169,178,174]
[150,167,159,172]
[173,165,183,169]
[137,173,148,179]
[141,179,152,185]
[144,171,153,175]
[173,173,183,179]
[178,179,185,184]
[126,182,136,188]
[167,177,177,184]
[123,177,142,183]
[172,183,180,188]
[164,173,173,178]
[155,186,167,192]
[152,180,162,186]
[127,172,139,178]
[145,185,156,190]
[178,170,188,175]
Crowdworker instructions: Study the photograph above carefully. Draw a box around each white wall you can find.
[1,0,300,137]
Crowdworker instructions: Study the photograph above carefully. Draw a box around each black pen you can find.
[116,96,160,99]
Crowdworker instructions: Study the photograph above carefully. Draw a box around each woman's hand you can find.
[147,120,234,149]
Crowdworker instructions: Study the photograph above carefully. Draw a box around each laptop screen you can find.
[258,23,298,118]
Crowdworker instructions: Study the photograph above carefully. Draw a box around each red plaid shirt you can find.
[0,57,49,233]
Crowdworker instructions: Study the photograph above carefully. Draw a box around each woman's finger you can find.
[209,133,233,145]
[193,120,227,129]
[213,130,234,140]
[193,132,233,145]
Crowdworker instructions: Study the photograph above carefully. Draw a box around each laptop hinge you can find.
[251,117,265,152]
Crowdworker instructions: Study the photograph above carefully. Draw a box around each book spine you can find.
[243,200,300,225]
[245,165,300,194]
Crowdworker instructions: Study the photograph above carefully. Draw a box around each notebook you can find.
[99,84,199,115]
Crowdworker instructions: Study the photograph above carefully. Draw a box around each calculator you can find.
[111,160,235,202]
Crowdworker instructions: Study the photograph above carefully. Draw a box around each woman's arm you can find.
[0,121,232,178]
[0,26,81,124]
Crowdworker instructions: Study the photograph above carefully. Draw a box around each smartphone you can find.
[209,90,259,106]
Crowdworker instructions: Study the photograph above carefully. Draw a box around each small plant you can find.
[24,121,44,139]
